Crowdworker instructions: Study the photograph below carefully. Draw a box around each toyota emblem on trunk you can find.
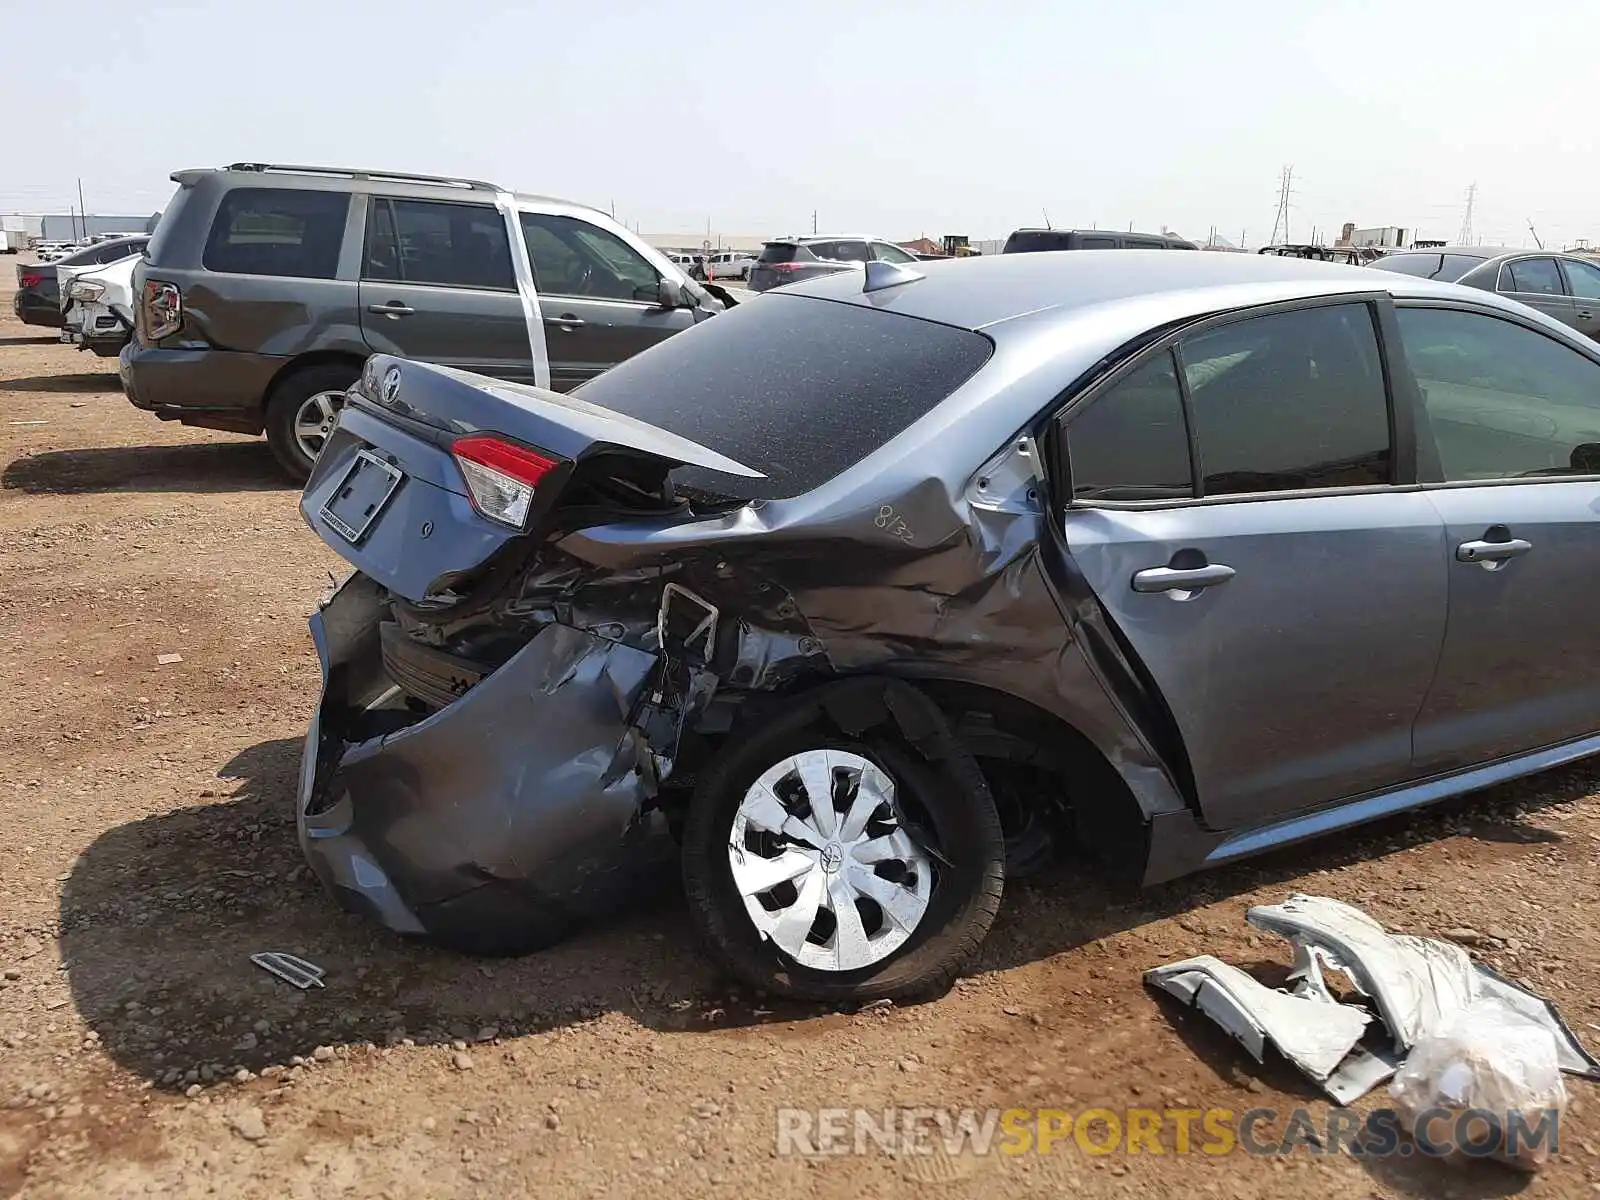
[380,366,402,403]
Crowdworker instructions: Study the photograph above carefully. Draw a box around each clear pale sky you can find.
[6,0,1596,248]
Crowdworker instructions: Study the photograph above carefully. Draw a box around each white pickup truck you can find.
[58,252,142,357]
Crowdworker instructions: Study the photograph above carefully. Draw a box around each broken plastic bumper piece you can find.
[1146,895,1600,1103]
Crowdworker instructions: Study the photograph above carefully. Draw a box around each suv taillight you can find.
[452,435,557,529]
[19,273,42,288]
[141,279,182,341]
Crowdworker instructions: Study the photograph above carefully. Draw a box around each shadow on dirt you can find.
[3,442,289,495]
[0,372,120,393]
[59,728,1596,1140]
[0,335,64,346]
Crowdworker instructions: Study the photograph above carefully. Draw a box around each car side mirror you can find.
[655,278,685,309]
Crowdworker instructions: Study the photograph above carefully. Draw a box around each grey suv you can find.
[123,163,729,478]
[747,236,921,292]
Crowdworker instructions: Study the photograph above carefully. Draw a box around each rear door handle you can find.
[1456,537,1532,563]
[367,302,414,317]
[544,313,586,330]
[1578,309,1594,319]
[1131,564,1236,593]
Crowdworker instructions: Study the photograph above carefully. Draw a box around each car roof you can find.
[781,248,1556,339]
[172,164,601,219]
[767,234,879,243]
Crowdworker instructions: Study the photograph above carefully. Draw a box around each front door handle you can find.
[544,313,586,330]
[1578,309,1594,320]
[367,302,414,317]
[1456,537,1532,563]
[1131,563,1237,594]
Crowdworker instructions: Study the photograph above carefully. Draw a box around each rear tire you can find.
[264,363,359,482]
[682,679,1004,1004]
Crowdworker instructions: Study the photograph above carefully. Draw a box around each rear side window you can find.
[806,240,869,263]
[1180,304,1391,495]
[1502,258,1563,296]
[1002,231,1069,253]
[758,243,798,264]
[364,199,513,290]
[572,297,993,501]
[1079,236,1120,249]
[1066,351,1193,501]
[203,187,349,279]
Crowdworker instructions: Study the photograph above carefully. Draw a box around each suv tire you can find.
[682,678,1004,1004]
[265,363,360,481]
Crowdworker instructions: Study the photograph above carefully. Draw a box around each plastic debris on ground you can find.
[1145,894,1599,1121]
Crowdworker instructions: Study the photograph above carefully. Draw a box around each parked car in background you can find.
[13,235,148,327]
[665,251,705,279]
[292,250,1600,1000]
[124,163,731,480]
[705,250,754,280]
[746,236,920,292]
[1002,228,1197,253]
[1371,246,1600,341]
[59,252,141,357]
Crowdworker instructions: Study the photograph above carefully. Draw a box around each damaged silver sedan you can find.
[297,250,1600,1001]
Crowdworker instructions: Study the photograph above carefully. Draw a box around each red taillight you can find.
[141,279,183,341]
[20,273,42,288]
[766,262,804,272]
[451,435,558,528]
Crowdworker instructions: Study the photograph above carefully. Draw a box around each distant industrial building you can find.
[0,213,159,240]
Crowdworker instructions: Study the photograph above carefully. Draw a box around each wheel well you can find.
[913,679,1148,873]
[264,351,367,409]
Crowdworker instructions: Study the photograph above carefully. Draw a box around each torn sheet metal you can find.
[1148,895,1600,1102]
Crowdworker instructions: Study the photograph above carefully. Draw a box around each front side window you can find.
[1501,257,1563,296]
[363,199,513,290]
[1065,350,1193,501]
[203,187,349,279]
[1179,304,1391,495]
[519,213,658,301]
[1560,257,1600,300]
[1395,308,1600,480]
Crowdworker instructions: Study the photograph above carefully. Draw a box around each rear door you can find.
[517,211,694,391]
[1058,299,1448,831]
[1557,257,1600,341]
[1496,256,1577,328]
[358,197,532,382]
[1394,303,1600,769]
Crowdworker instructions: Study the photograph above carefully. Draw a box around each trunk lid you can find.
[300,355,762,605]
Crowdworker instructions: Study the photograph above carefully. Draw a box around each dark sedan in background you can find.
[1372,245,1600,340]
[13,236,148,328]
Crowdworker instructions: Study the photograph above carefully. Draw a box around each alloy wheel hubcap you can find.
[728,749,933,972]
[293,390,346,462]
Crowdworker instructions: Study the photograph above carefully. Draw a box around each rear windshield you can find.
[1003,230,1072,253]
[757,243,798,264]
[1373,252,1485,281]
[573,296,994,501]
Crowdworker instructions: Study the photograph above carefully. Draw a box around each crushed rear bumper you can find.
[296,573,680,950]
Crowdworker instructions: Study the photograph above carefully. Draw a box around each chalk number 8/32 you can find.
[875,505,914,543]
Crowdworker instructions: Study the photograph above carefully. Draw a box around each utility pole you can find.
[811,209,817,235]
[1527,219,1543,250]
[77,178,86,238]
[1458,183,1476,246]
[1268,165,1293,246]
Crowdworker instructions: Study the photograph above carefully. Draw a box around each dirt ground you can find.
[1,270,1599,1200]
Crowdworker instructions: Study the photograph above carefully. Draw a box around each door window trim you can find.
[1390,296,1600,491]
[1041,292,1415,512]
[359,195,517,293]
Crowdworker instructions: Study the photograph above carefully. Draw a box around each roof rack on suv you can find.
[222,163,503,192]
